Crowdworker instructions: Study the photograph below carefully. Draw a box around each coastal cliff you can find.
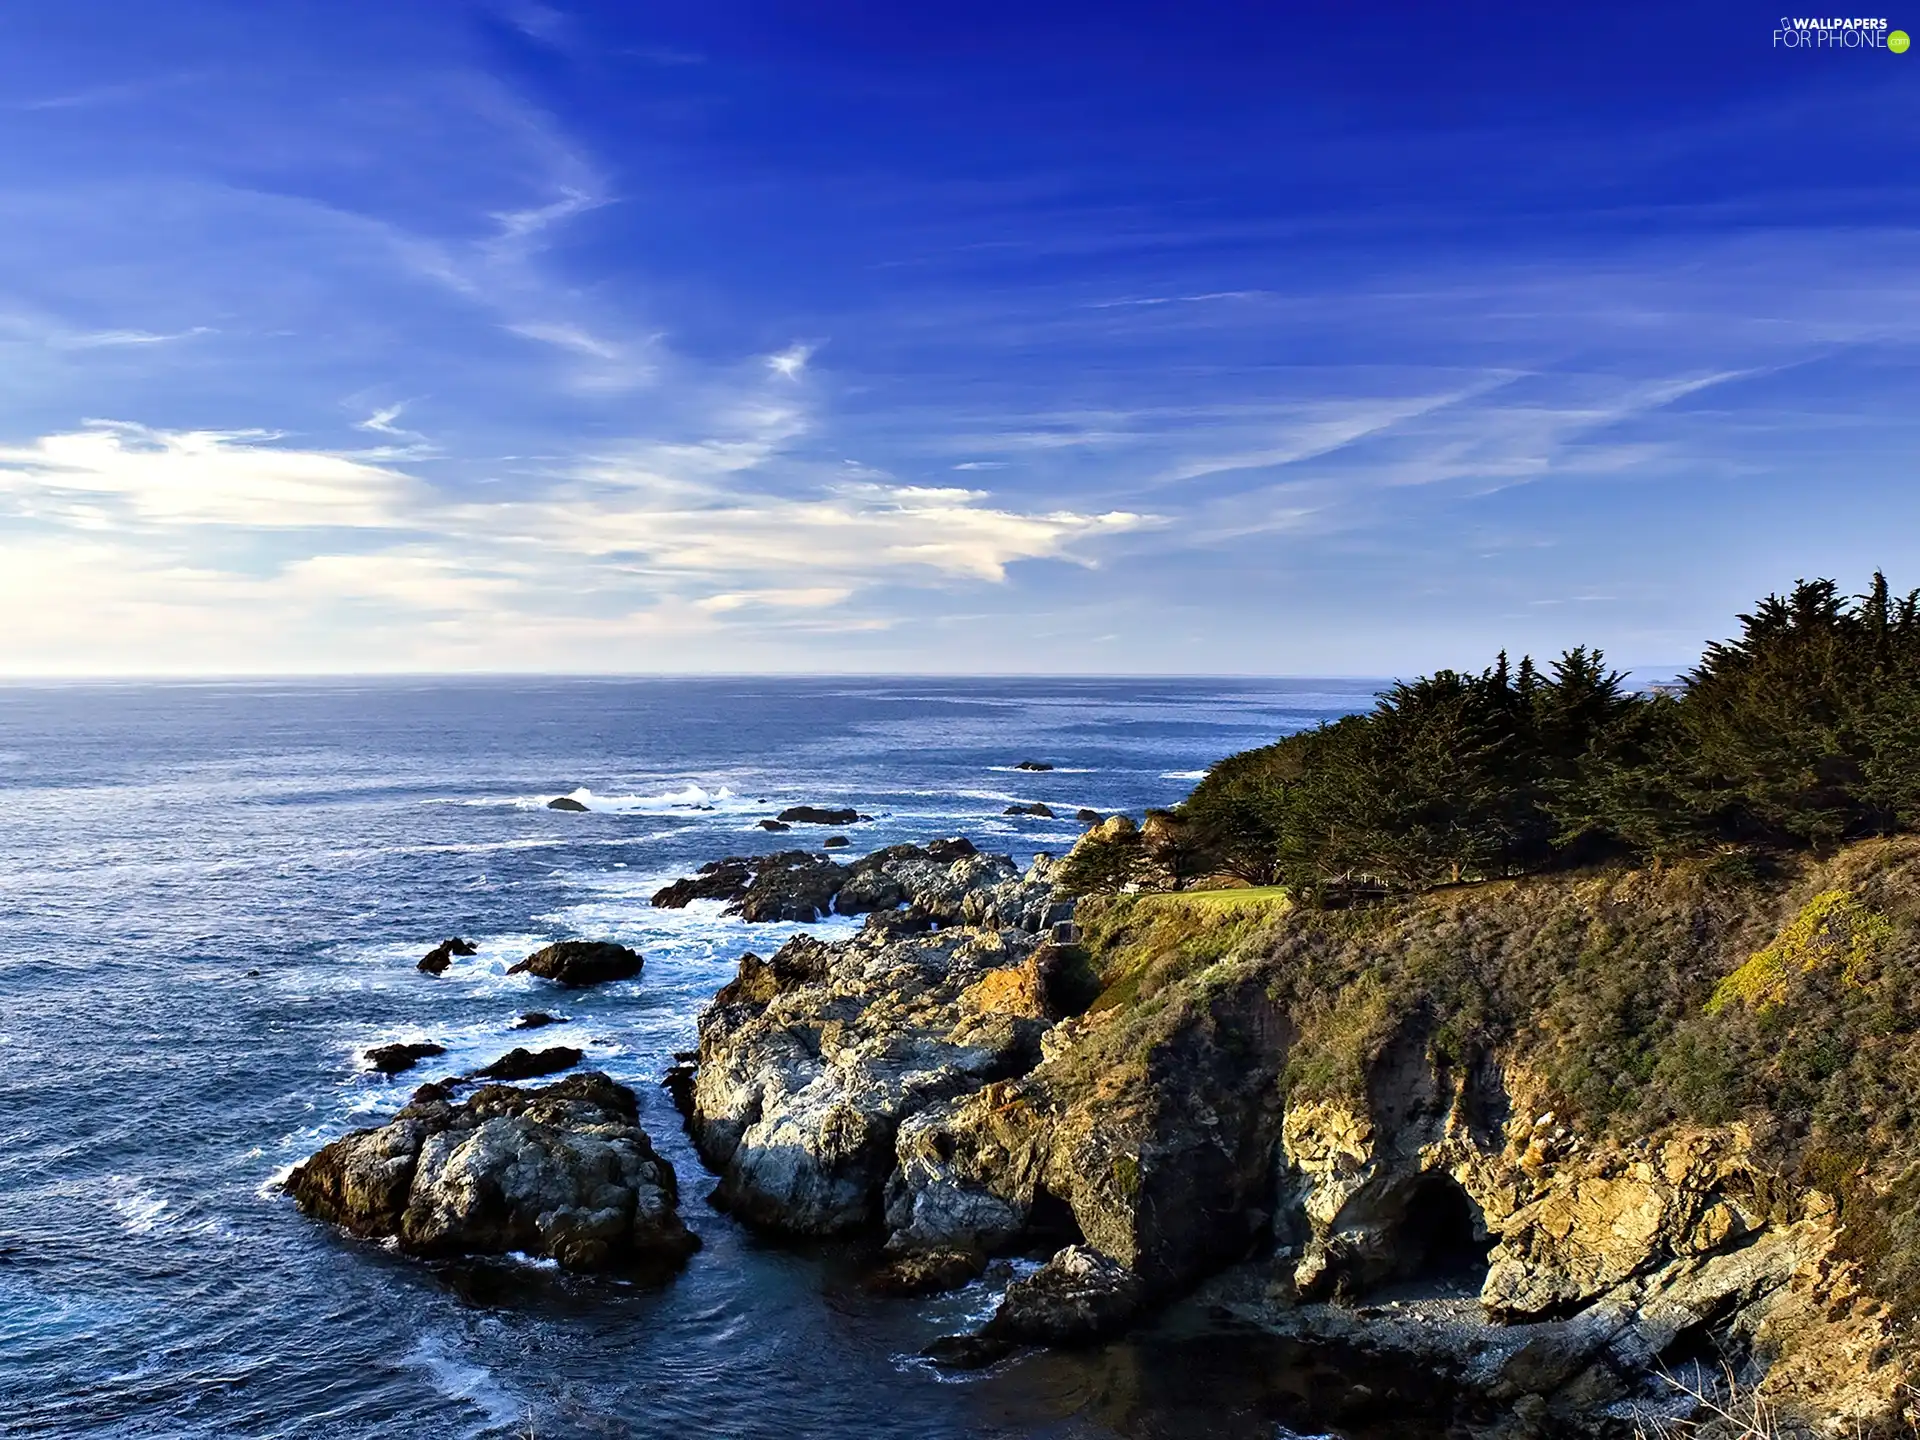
[688,834,1920,1432]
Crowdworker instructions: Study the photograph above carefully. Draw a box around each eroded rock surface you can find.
[286,1072,696,1273]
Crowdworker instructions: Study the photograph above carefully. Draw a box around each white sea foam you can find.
[1161,769,1208,780]
[404,1336,528,1434]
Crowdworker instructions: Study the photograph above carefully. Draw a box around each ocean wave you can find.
[430,782,756,815]
[1161,769,1208,780]
[404,1336,529,1434]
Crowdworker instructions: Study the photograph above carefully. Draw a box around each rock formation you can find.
[648,839,1065,929]
[471,1045,582,1081]
[777,805,861,825]
[546,796,589,812]
[680,843,1920,1429]
[365,1041,446,1076]
[286,1072,697,1274]
[508,940,643,987]
[416,937,478,975]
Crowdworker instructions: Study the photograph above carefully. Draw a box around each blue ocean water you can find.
[0,676,1476,1440]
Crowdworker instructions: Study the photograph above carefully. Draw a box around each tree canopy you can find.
[1171,574,1920,897]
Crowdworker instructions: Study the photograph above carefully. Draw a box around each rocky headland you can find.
[676,827,1920,1434]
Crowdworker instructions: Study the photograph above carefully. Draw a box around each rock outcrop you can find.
[508,940,643,987]
[546,796,589,812]
[678,853,1920,1430]
[365,1041,446,1076]
[649,840,1064,929]
[687,857,1078,1236]
[286,1072,697,1274]
[778,805,861,825]
[472,1045,582,1081]
[416,937,477,975]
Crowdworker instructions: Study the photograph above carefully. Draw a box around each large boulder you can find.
[987,1244,1143,1344]
[508,941,643,987]
[366,1042,446,1076]
[778,805,861,825]
[286,1072,697,1273]
[547,796,589,812]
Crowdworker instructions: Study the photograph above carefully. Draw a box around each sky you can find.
[0,1,1916,677]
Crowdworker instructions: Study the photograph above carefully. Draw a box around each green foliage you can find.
[1706,889,1892,1013]
[1179,573,1920,895]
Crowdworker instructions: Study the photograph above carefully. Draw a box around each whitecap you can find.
[404,1335,529,1433]
[1161,769,1208,780]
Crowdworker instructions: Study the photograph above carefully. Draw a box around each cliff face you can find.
[692,840,1920,1429]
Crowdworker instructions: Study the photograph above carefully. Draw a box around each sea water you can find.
[0,676,1475,1439]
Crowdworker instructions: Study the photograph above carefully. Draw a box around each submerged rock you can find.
[286,1071,697,1273]
[758,819,792,832]
[824,835,849,848]
[512,1011,567,1030]
[416,937,478,976]
[546,796,589,812]
[365,1042,447,1076]
[508,940,643,988]
[1004,803,1056,818]
[1015,761,1054,771]
[472,1046,582,1082]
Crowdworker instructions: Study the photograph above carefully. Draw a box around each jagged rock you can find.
[1015,761,1054,771]
[652,859,753,909]
[1003,803,1055,818]
[285,1072,697,1273]
[508,941,643,987]
[547,796,589,812]
[690,925,1052,1235]
[472,1046,583,1081]
[512,1011,566,1029]
[736,857,844,922]
[416,937,478,975]
[778,805,860,825]
[366,1042,446,1076]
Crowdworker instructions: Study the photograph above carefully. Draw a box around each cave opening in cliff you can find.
[1395,1175,1491,1288]
[1026,1183,1085,1249]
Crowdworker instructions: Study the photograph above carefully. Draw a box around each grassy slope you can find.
[1073,837,1920,1315]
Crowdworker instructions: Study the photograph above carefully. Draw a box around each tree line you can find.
[1161,574,1920,897]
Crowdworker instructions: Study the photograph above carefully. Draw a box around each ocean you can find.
[0,675,1483,1440]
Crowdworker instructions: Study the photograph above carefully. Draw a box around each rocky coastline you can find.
[285,820,1920,1434]
[666,829,1917,1434]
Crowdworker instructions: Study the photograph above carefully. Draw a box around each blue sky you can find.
[1,1,1916,675]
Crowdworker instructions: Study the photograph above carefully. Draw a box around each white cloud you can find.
[0,416,1149,672]
[0,422,418,528]
[766,342,816,379]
